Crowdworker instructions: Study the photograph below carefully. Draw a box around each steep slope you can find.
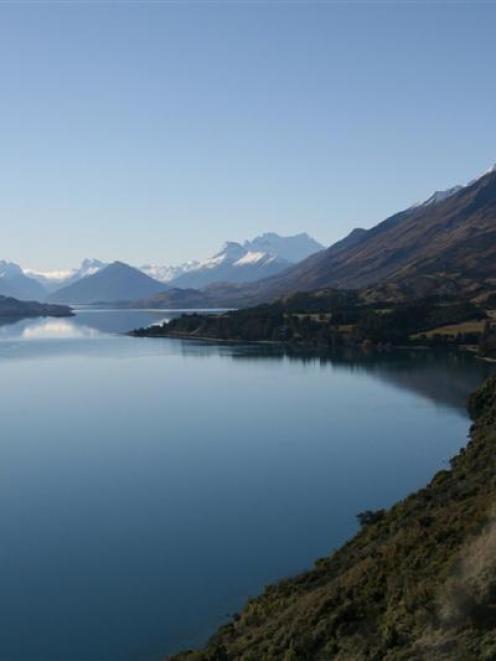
[204,168,496,306]
[0,261,47,301]
[47,261,166,304]
[174,375,496,661]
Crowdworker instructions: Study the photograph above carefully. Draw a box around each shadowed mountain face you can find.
[47,261,166,305]
[0,262,47,301]
[27,259,107,294]
[192,169,496,307]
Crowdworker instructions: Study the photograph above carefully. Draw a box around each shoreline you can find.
[130,327,494,359]
[169,372,496,660]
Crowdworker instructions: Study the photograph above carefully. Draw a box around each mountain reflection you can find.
[176,340,494,413]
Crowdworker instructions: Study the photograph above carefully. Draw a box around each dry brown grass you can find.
[411,320,487,339]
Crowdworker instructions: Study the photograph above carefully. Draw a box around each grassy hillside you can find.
[173,374,496,660]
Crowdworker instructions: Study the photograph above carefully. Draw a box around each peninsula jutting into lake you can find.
[0,295,72,319]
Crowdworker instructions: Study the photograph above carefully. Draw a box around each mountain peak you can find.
[0,260,47,301]
[47,260,165,304]
[165,232,323,290]
[0,260,24,277]
[217,242,245,259]
[214,161,496,305]
[243,232,324,263]
[409,162,496,211]
[107,260,132,270]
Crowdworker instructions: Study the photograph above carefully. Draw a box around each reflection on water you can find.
[0,308,181,338]
[0,309,492,413]
[0,309,494,661]
[12,318,100,340]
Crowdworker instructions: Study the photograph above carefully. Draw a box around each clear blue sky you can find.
[1,0,495,271]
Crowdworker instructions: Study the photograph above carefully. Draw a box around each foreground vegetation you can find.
[172,374,496,660]
[131,289,496,357]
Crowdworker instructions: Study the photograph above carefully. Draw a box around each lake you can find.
[0,309,492,661]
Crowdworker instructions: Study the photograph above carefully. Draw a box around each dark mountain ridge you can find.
[48,261,167,305]
[164,168,496,308]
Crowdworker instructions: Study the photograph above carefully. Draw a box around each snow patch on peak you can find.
[24,258,108,293]
[419,186,464,208]
[25,269,73,282]
[141,261,200,283]
[234,251,273,267]
[243,232,324,263]
[413,162,496,210]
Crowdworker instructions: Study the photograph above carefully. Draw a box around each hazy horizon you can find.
[1,1,495,271]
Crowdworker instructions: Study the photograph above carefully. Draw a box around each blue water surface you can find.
[0,309,492,661]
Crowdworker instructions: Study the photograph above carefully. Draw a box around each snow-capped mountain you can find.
[26,259,107,293]
[242,232,324,263]
[142,233,324,289]
[47,261,166,305]
[6,233,323,302]
[412,164,496,210]
[0,261,47,300]
[140,261,201,284]
[417,185,464,208]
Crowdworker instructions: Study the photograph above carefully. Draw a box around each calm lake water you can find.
[0,309,493,661]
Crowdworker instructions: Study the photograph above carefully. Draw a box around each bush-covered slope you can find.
[173,375,496,660]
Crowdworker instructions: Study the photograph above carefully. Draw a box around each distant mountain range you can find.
[26,259,107,293]
[0,261,47,300]
[4,162,496,310]
[0,233,323,304]
[152,241,289,290]
[149,164,496,308]
[141,232,323,288]
[47,262,167,305]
